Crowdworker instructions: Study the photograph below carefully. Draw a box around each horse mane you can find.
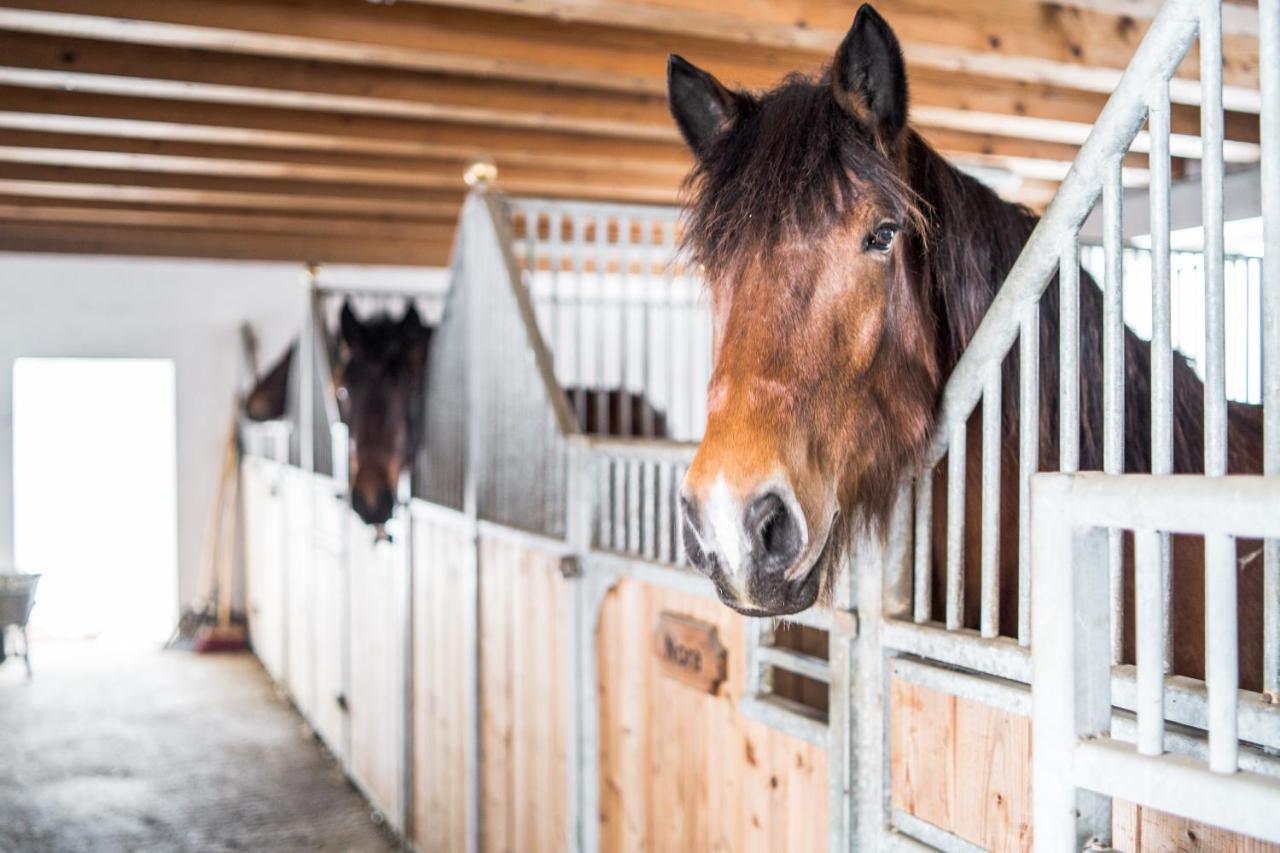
[680,74,927,275]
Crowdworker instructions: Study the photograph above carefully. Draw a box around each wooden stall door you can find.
[242,459,285,682]
[411,507,475,853]
[596,579,828,853]
[478,536,569,853]
[311,476,349,759]
[283,469,315,719]
[347,512,408,828]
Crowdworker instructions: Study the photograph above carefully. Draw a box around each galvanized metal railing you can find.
[870,0,1280,847]
[506,198,712,442]
[1032,474,1280,848]
[895,0,1275,678]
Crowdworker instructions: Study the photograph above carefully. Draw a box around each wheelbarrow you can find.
[0,573,40,677]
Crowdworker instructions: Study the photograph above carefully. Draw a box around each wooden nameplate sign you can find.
[654,612,728,695]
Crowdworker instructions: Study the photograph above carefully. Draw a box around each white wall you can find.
[0,253,445,612]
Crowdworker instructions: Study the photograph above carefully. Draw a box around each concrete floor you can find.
[0,640,397,853]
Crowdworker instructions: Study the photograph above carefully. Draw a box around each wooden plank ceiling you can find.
[0,0,1263,266]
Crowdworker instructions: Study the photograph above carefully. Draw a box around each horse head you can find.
[673,5,942,615]
[334,300,431,527]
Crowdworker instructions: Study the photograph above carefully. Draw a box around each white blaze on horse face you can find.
[706,474,751,579]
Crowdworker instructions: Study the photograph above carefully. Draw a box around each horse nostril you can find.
[746,492,803,572]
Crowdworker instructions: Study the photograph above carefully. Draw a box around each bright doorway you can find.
[12,358,178,642]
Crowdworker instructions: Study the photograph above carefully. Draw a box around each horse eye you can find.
[865,224,899,253]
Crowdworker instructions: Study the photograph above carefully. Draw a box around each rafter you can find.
[0,33,1260,158]
[0,0,1260,111]
[0,219,454,264]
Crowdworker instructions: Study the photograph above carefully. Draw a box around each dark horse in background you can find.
[335,302,431,528]
[245,302,670,529]
[243,301,431,529]
[673,5,1265,689]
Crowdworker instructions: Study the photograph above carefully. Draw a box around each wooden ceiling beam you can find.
[0,199,457,240]
[0,30,1257,146]
[0,162,469,213]
[0,219,455,264]
[0,83,693,172]
[0,132,686,203]
[0,31,675,140]
[0,0,1259,111]
[0,39,1261,162]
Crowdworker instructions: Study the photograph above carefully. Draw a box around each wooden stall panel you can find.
[597,579,828,853]
[347,512,408,829]
[283,469,315,719]
[1113,799,1280,852]
[242,458,286,682]
[890,677,1032,852]
[411,507,475,853]
[311,476,348,759]
[478,536,569,853]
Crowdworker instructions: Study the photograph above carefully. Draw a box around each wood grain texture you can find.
[478,535,569,853]
[889,677,1031,852]
[597,578,828,853]
[346,513,407,828]
[411,512,475,853]
[1112,799,1280,852]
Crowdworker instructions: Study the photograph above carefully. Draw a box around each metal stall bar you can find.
[1017,303,1039,646]
[1102,156,1125,664]
[913,468,933,624]
[1263,0,1280,700]
[1147,78,1177,675]
[1134,529,1166,756]
[980,370,1001,638]
[1059,239,1081,474]
[1199,0,1240,775]
[945,422,967,630]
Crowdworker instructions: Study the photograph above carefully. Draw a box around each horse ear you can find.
[340,300,363,350]
[667,54,739,156]
[401,303,428,345]
[831,4,908,139]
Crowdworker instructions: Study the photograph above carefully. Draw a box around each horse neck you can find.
[904,133,1039,379]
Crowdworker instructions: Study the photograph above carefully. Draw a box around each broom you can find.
[169,413,248,652]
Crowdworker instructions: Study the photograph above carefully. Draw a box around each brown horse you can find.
[673,5,1265,688]
[335,301,431,527]
[244,342,295,422]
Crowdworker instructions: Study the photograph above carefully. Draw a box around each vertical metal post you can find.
[1202,0,1227,479]
[1148,81,1177,673]
[1059,240,1080,473]
[300,263,319,474]
[980,370,1001,638]
[912,468,933,623]
[565,439,591,853]
[461,196,483,853]
[594,214,610,435]
[1031,476,1111,852]
[945,422,967,630]
[1018,303,1039,646]
[1259,0,1280,699]
[1134,529,1165,755]
[1102,156,1126,664]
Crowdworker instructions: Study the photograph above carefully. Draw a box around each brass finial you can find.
[464,158,498,188]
